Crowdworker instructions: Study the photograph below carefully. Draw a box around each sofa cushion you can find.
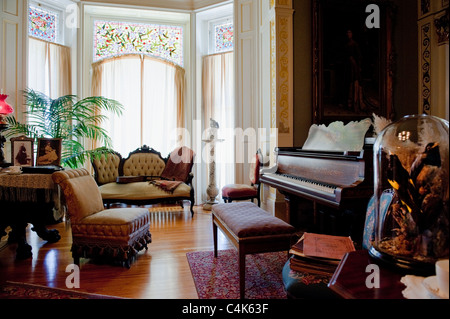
[99,181,192,201]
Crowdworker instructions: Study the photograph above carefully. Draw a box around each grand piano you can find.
[260,141,374,244]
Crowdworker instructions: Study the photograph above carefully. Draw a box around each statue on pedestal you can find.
[203,118,223,211]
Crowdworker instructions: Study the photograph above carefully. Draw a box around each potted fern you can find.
[5,88,123,168]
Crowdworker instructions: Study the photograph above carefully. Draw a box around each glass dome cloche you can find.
[369,114,449,275]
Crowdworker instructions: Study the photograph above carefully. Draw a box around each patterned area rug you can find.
[186,250,287,299]
[0,281,122,299]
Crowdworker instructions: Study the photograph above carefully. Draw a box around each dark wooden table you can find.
[0,172,62,259]
[328,250,407,299]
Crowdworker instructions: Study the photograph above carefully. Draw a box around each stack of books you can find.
[289,232,356,276]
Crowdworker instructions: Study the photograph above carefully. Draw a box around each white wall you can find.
[0,0,26,120]
[234,0,260,184]
[194,1,233,204]
[1,0,27,163]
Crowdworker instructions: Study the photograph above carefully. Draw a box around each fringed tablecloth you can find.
[0,173,54,202]
[0,173,64,221]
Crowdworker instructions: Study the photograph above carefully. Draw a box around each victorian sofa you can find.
[92,145,195,216]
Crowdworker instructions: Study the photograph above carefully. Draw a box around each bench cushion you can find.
[212,202,295,238]
[72,207,151,244]
[222,184,257,198]
[99,181,191,201]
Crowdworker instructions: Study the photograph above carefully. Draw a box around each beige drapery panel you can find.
[28,37,72,98]
[48,41,72,97]
[91,54,186,152]
[201,52,235,198]
[202,52,230,129]
[202,52,234,128]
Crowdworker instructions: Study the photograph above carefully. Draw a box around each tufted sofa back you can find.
[92,152,121,185]
[122,152,166,177]
[52,168,105,224]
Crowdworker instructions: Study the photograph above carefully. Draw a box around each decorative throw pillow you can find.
[160,146,194,182]
[302,118,372,152]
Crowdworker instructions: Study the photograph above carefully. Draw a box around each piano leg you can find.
[313,202,318,230]
[279,192,369,245]
[317,209,338,235]
[283,195,314,230]
[282,196,292,225]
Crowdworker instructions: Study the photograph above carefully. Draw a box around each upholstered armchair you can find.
[52,168,152,268]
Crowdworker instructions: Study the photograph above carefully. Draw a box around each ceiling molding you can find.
[80,0,229,11]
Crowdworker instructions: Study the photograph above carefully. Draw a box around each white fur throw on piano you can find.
[302,118,372,152]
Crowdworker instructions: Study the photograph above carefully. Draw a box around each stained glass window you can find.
[28,5,58,42]
[214,22,233,53]
[94,20,183,66]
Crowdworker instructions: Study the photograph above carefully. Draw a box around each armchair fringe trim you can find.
[72,231,152,264]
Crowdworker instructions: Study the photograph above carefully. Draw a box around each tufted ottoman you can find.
[211,202,296,299]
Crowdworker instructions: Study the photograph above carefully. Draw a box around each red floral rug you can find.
[0,281,122,299]
[186,250,288,299]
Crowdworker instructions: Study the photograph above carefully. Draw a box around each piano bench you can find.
[211,202,296,299]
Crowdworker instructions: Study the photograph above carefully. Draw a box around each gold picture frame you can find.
[312,0,394,124]
[36,138,62,166]
[10,135,34,166]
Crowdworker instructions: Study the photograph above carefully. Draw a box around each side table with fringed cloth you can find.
[0,172,63,259]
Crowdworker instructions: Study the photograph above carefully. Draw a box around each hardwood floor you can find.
[0,204,233,299]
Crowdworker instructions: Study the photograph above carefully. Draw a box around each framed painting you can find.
[312,0,394,125]
[36,138,62,166]
[10,135,34,166]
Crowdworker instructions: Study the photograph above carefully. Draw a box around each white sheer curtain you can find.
[92,56,141,156]
[92,55,185,157]
[202,52,235,200]
[142,57,181,157]
[28,37,72,98]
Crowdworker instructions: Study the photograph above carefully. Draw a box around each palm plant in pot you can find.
[5,88,123,168]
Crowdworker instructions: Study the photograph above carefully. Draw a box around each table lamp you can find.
[0,93,14,167]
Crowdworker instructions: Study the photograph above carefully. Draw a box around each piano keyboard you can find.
[263,173,337,195]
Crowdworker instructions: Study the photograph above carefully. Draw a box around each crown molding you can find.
[80,0,228,11]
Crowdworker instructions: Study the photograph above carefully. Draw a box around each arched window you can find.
[91,19,186,157]
[93,20,183,66]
